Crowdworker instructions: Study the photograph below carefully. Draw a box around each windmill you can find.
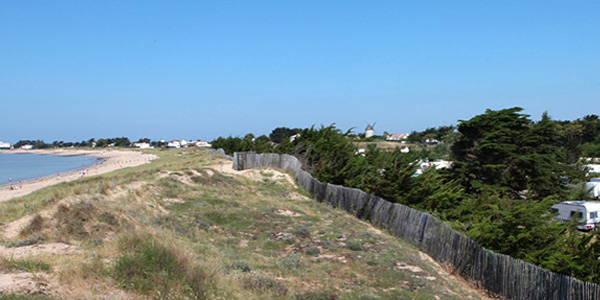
[364,121,376,138]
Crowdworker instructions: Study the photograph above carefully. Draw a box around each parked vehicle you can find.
[551,201,600,231]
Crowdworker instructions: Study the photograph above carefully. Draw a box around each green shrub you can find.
[279,256,305,270]
[98,211,118,226]
[0,258,50,273]
[20,214,44,236]
[304,246,320,256]
[54,202,96,239]
[241,274,288,296]
[112,233,214,298]
[359,293,380,300]
[346,240,364,251]
[295,226,311,238]
[227,261,252,273]
[295,290,339,300]
[0,295,57,300]
[6,235,44,248]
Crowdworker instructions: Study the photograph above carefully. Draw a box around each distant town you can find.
[0,139,212,150]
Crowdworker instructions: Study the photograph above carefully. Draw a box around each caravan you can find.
[551,201,600,231]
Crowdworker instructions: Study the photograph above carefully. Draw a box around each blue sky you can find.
[1,1,598,143]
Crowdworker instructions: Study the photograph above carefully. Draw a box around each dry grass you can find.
[0,148,488,299]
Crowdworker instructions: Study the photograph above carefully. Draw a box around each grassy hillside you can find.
[0,149,487,300]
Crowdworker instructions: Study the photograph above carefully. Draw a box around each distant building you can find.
[365,124,374,138]
[400,147,410,153]
[0,142,12,149]
[585,164,600,175]
[425,138,439,145]
[167,141,181,149]
[386,134,408,141]
[191,140,211,148]
[20,145,33,150]
[133,142,153,149]
[414,159,452,176]
[290,134,300,142]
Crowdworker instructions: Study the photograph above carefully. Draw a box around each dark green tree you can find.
[289,125,356,185]
[451,107,576,199]
[269,127,301,144]
[114,137,131,147]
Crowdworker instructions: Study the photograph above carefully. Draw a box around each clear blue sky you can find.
[1,1,598,143]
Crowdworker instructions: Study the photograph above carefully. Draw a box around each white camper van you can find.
[551,201,600,231]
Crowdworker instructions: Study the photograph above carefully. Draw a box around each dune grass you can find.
[0,148,485,299]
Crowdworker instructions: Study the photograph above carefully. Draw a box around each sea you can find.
[0,152,101,186]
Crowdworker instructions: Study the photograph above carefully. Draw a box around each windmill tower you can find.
[365,122,375,138]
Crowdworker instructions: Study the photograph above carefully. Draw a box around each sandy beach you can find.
[0,149,156,202]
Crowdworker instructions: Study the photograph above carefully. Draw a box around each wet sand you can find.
[0,149,156,202]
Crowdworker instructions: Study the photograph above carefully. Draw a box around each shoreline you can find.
[0,152,103,188]
[0,149,157,202]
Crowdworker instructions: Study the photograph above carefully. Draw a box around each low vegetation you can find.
[0,148,485,299]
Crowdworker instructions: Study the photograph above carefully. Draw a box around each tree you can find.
[95,139,108,147]
[457,192,567,261]
[269,127,301,144]
[451,107,576,199]
[581,115,600,144]
[407,125,455,144]
[114,137,131,147]
[289,125,356,185]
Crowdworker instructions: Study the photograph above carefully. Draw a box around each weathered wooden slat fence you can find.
[230,151,600,300]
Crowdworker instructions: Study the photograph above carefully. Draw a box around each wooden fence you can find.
[231,151,600,300]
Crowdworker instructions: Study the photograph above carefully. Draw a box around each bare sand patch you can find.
[274,208,302,217]
[2,214,36,240]
[0,272,50,295]
[0,243,80,259]
[208,160,296,185]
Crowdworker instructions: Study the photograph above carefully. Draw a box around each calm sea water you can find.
[0,153,101,186]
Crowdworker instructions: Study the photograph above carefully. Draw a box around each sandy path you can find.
[0,149,156,202]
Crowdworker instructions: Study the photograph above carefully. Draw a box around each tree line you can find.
[212,108,600,284]
[12,137,175,149]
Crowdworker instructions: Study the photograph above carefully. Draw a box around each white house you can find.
[167,141,181,149]
[386,134,408,141]
[0,142,12,149]
[290,134,300,142]
[133,142,153,149]
[192,140,211,148]
[20,145,33,150]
